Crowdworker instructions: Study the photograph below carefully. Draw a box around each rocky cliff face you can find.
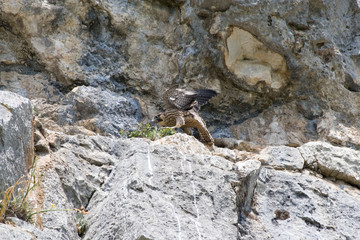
[1,0,360,239]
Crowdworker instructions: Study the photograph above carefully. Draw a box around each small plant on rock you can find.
[0,169,37,223]
[120,123,176,140]
[0,158,89,237]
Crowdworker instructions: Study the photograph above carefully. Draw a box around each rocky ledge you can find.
[1,0,360,239]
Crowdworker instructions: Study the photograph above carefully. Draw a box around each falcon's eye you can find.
[154,115,163,122]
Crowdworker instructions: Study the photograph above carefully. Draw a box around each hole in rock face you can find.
[274,209,290,220]
[316,42,325,48]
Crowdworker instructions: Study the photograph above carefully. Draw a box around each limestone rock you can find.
[14,133,127,240]
[1,0,360,239]
[155,133,212,155]
[0,0,360,137]
[299,141,360,188]
[234,160,261,217]
[32,86,141,137]
[0,224,36,240]
[0,71,62,102]
[317,111,360,149]
[225,27,289,91]
[85,137,238,240]
[1,217,69,240]
[240,169,360,240]
[29,133,127,240]
[229,104,314,146]
[259,146,304,170]
[7,132,243,240]
[0,91,33,191]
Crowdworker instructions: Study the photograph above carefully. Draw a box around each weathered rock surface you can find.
[0,223,36,240]
[260,145,304,170]
[234,160,261,217]
[317,111,360,149]
[1,0,360,145]
[1,0,360,239]
[85,137,239,240]
[29,133,125,240]
[0,91,33,191]
[299,141,360,187]
[225,27,289,91]
[32,86,141,137]
[4,133,243,240]
[229,104,316,146]
[241,168,360,240]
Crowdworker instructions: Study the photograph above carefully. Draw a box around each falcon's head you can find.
[151,113,166,126]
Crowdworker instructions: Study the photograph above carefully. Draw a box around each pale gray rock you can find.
[33,86,141,137]
[11,133,127,240]
[240,169,360,240]
[0,224,36,240]
[1,0,360,239]
[1,0,360,138]
[59,86,141,136]
[0,71,62,102]
[260,146,304,170]
[229,104,315,146]
[17,132,241,240]
[34,166,80,240]
[0,91,33,191]
[299,141,360,187]
[317,111,360,149]
[6,217,72,240]
[155,133,212,155]
[234,160,261,217]
[84,138,239,240]
[50,133,125,207]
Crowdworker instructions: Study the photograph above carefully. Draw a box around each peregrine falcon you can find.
[152,87,217,146]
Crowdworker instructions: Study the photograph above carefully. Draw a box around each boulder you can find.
[32,86,141,137]
[259,146,304,170]
[84,137,239,240]
[0,91,33,191]
[299,141,360,187]
[240,168,360,240]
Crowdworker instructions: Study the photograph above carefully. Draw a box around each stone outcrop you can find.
[1,0,360,239]
[242,168,360,240]
[32,86,141,137]
[2,133,244,240]
[229,103,314,146]
[0,91,33,191]
[299,141,360,187]
[85,137,239,240]
[1,0,359,134]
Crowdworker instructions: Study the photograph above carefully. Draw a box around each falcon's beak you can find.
[150,115,163,126]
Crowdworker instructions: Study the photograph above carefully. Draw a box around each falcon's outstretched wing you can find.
[162,86,217,111]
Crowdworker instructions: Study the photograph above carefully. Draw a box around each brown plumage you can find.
[162,86,217,111]
[153,109,214,146]
[152,87,217,147]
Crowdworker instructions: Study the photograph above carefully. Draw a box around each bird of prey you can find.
[152,86,217,146]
